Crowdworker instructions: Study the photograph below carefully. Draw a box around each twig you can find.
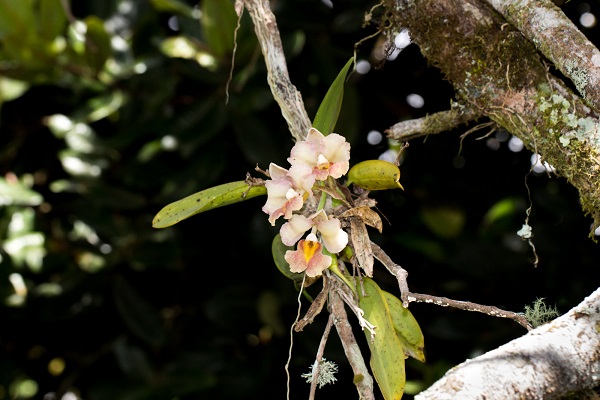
[386,104,482,141]
[326,270,377,339]
[308,314,334,400]
[241,0,312,142]
[329,288,375,400]
[371,242,533,330]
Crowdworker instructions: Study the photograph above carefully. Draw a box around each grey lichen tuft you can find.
[301,358,339,389]
[524,297,560,328]
[565,60,589,98]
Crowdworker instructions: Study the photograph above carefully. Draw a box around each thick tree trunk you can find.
[387,0,600,231]
[415,288,600,399]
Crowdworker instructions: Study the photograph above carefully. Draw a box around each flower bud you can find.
[346,160,404,191]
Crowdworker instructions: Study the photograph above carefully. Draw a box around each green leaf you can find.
[84,16,112,74]
[0,176,43,206]
[201,0,237,57]
[271,234,303,283]
[150,0,197,18]
[419,205,465,239]
[0,77,29,103]
[113,276,168,347]
[382,291,425,362]
[152,181,267,228]
[483,197,519,226]
[312,57,354,135]
[358,277,406,400]
[37,0,67,39]
[0,0,34,37]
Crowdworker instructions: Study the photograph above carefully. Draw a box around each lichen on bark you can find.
[380,0,600,231]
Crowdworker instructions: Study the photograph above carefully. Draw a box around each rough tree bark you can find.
[416,287,600,399]
[385,0,600,232]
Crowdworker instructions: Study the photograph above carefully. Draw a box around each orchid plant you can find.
[264,127,350,277]
[152,59,424,400]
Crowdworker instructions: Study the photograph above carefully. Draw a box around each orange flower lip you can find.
[301,240,320,263]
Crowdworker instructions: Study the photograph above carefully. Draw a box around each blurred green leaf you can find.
[0,0,35,38]
[312,57,354,135]
[151,0,198,18]
[0,176,43,206]
[160,36,218,71]
[0,77,30,103]
[37,0,67,39]
[114,276,168,347]
[84,16,112,74]
[420,205,465,239]
[483,197,520,226]
[153,181,267,228]
[2,208,46,271]
[201,0,237,57]
[114,337,156,382]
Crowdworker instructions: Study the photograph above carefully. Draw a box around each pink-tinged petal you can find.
[322,134,350,162]
[316,217,348,254]
[327,161,350,179]
[263,180,289,223]
[288,141,318,167]
[305,250,332,277]
[268,163,289,180]
[288,163,316,195]
[285,249,308,274]
[306,127,325,144]
[263,178,303,225]
[284,238,332,277]
[282,189,304,219]
[322,134,350,177]
[280,214,313,246]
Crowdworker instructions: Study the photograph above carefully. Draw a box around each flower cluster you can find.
[262,128,350,277]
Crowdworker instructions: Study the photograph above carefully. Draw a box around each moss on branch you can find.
[381,0,600,231]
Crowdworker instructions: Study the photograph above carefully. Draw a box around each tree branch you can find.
[485,0,600,115]
[240,0,312,142]
[388,0,600,231]
[415,287,600,399]
[386,103,482,141]
[329,287,375,400]
[371,242,533,330]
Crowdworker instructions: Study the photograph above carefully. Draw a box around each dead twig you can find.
[371,242,533,330]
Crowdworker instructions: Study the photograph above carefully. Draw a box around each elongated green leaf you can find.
[312,57,354,135]
[359,277,406,400]
[201,0,237,57]
[382,291,425,362]
[152,181,266,228]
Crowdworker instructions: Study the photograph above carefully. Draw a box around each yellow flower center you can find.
[302,240,320,263]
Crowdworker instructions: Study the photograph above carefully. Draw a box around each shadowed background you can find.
[1,0,599,398]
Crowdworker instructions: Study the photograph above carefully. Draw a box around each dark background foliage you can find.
[1,0,599,399]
